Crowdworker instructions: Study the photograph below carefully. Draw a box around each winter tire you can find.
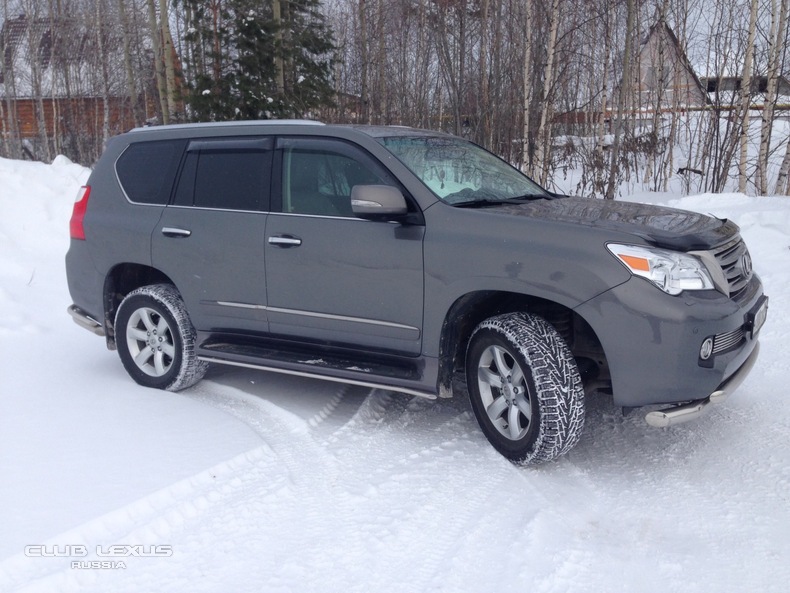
[466,312,585,464]
[115,284,208,391]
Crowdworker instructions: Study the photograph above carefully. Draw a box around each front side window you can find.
[379,135,548,205]
[279,139,394,217]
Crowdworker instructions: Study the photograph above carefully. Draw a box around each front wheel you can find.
[466,312,585,464]
[115,284,208,391]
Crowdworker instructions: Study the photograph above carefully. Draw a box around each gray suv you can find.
[65,121,768,464]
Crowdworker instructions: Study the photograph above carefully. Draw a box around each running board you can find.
[200,356,436,399]
[197,340,436,400]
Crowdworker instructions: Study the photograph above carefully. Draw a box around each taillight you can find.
[70,185,90,240]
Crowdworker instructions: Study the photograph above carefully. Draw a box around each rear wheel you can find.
[466,312,585,464]
[115,284,207,391]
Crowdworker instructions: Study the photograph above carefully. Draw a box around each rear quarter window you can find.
[115,140,186,204]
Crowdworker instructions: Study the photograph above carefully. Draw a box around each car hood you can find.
[495,197,739,250]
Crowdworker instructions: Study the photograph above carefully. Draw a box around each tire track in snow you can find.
[3,379,547,593]
[314,390,528,590]
[82,380,382,592]
[0,444,287,593]
[168,383,530,591]
[508,392,790,593]
[0,379,358,593]
[306,384,352,429]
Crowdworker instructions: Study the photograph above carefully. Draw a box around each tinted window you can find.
[116,140,185,204]
[281,140,392,217]
[174,139,272,211]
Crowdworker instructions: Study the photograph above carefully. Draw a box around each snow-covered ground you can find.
[0,156,788,593]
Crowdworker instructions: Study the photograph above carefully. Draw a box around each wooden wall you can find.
[1,97,141,139]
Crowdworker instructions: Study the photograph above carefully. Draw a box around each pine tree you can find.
[181,0,335,121]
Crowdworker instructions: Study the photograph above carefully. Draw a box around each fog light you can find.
[700,337,714,360]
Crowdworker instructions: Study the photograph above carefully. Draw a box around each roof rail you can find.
[130,119,325,133]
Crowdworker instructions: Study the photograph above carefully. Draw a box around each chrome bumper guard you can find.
[67,305,105,337]
[645,341,761,428]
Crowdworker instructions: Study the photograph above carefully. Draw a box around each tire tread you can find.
[468,312,585,464]
[116,284,208,391]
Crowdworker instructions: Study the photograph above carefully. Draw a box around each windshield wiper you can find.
[452,196,544,208]
[509,192,553,201]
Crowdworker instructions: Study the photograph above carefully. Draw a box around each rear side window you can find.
[116,140,185,204]
[174,138,273,211]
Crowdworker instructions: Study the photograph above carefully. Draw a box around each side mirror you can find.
[351,185,408,221]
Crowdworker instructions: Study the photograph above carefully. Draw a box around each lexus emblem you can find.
[741,251,753,278]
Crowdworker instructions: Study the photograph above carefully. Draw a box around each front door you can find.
[264,136,425,355]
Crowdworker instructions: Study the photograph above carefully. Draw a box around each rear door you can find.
[152,137,273,333]
[264,136,425,355]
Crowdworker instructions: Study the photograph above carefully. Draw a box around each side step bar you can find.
[197,339,437,400]
[200,356,437,400]
[645,341,760,428]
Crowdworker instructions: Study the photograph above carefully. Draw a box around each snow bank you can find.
[0,157,263,564]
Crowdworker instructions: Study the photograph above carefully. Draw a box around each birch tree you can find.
[146,0,169,122]
[533,0,561,186]
[159,0,180,120]
[478,0,489,147]
[605,0,636,200]
[20,0,52,161]
[737,0,758,194]
[1,0,23,159]
[95,0,111,146]
[117,0,143,126]
[520,0,532,169]
[766,0,790,194]
[352,0,369,123]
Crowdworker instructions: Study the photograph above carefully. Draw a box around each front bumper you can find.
[644,341,760,427]
[574,274,766,409]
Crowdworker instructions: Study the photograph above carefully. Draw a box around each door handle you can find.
[162,227,192,238]
[268,235,302,247]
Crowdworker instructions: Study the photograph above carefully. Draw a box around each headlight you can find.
[607,243,714,295]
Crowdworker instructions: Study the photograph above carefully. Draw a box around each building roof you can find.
[633,20,709,107]
[1,13,129,98]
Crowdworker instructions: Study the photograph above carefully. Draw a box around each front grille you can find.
[713,327,745,355]
[711,236,751,299]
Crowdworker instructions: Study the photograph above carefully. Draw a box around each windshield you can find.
[378,135,549,205]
